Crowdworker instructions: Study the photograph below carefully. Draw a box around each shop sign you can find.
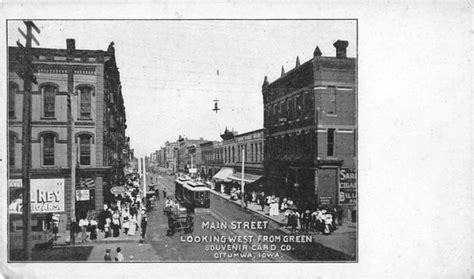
[8,179,23,188]
[339,168,357,204]
[319,196,332,205]
[189,168,197,174]
[76,189,90,201]
[110,186,125,196]
[31,179,65,213]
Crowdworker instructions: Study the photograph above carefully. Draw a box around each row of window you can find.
[264,91,314,125]
[9,133,93,167]
[216,142,264,164]
[266,129,354,159]
[8,82,94,119]
[264,87,340,126]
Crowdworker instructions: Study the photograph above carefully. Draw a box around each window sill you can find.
[77,118,93,121]
[40,117,57,120]
[41,165,57,168]
[326,114,338,118]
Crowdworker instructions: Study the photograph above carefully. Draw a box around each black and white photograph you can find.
[0,2,472,278]
[6,19,357,263]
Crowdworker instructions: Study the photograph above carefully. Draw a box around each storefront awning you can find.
[228,173,263,184]
[212,167,234,182]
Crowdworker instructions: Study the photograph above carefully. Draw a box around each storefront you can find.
[228,172,263,192]
[8,178,66,249]
[211,167,234,193]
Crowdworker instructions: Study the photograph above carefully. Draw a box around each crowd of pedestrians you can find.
[285,207,342,235]
[69,173,150,245]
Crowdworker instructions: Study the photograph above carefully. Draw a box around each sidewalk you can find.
[210,189,357,258]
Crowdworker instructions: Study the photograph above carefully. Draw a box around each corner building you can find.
[262,40,356,216]
[8,39,127,242]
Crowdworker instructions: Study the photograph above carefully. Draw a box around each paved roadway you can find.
[146,172,352,262]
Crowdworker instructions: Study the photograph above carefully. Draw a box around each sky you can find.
[8,20,356,157]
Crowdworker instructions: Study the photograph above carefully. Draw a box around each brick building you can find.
[199,141,220,178]
[164,141,178,171]
[8,39,128,241]
[213,128,264,193]
[176,136,207,172]
[262,40,356,214]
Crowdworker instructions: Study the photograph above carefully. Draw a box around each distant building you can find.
[8,39,127,241]
[214,128,264,193]
[164,141,178,171]
[199,141,220,178]
[262,40,356,213]
[176,136,207,172]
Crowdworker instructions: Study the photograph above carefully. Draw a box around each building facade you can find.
[164,141,178,171]
[217,128,265,193]
[8,39,128,240]
[262,40,356,214]
[176,136,207,172]
[199,141,220,178]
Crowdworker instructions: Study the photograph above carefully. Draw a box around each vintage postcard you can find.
[5,18,357,263]
[1,2,472,279]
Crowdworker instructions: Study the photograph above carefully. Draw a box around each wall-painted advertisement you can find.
[339,168,357,204]
[8,179,65,214]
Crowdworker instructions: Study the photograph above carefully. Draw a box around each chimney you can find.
[333,40,348,58]
[66,38,75,54]
[295,56,300,67]
[281,66,285,76]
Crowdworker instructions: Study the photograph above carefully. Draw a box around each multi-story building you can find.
[262,40,356,214]
[215,128,264,193]
[176,136,207,172]
[164,141,178,171]
[199,141,220,178]
[8,39,127,241]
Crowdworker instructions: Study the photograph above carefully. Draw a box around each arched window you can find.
[42,134,55,166]
[79,135,92,165]
[41,85,57,118]
[78,86,93,119]
[9,83,18,119]
[9,134,16,167]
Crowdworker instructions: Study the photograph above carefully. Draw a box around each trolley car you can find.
[175,177,210,212]
[174,176,190,203]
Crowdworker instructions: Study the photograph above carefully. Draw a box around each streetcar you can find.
[174,176,189,202]
[175,177,210,213]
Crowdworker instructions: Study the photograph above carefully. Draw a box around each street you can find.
[146,173,353,262]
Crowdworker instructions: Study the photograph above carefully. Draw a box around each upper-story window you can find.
[304,92,312,115]
[9,83,18,119]
[9,134,16,167]
[281,101,287,120]
[78,86,93,119]
[232,146,235,163]
[295,94,302,119]
[327,129,335,157]
[41,85,57,118]
[288,98,294,121]
[326,86,336,115]
[79,134,92,165]
[42,133,55,166]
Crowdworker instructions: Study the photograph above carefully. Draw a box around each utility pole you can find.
[18,20,40,261]
[241,146,245,208]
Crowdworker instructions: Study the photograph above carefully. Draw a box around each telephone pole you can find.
[241,146,245,208]
[18,20,40,261]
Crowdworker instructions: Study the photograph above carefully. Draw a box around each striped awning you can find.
[228,173,263,184]
[79,177,95,188]
[212,167,234,182]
